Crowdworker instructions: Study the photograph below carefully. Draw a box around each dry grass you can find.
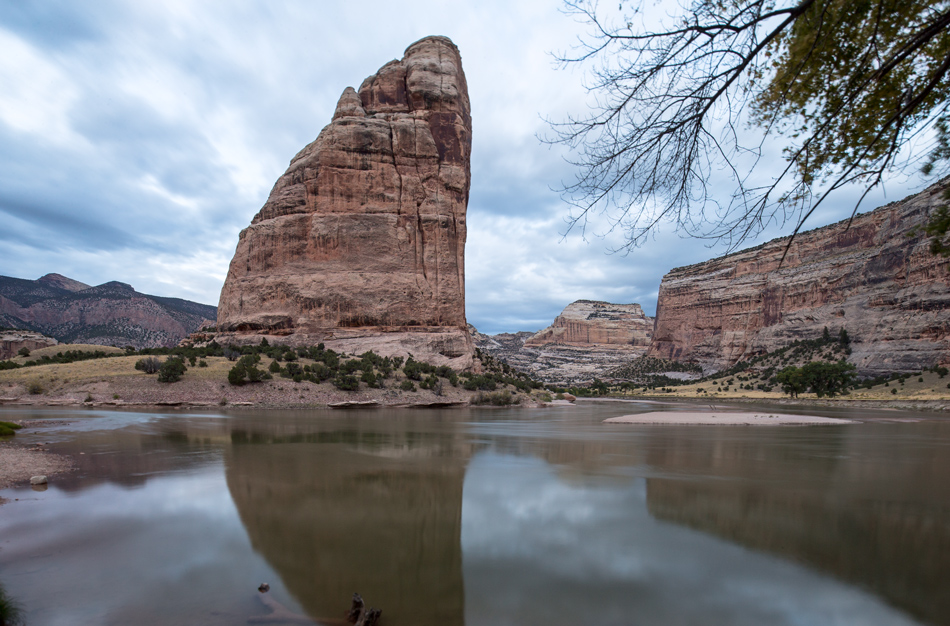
[616,369,950,402]
[10,343,124,364]
[0,355,489,408]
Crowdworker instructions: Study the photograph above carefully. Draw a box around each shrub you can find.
[17,347,30,357]
[228,363,247,385]
[311,363,333,382]
[158,357,187,383]
[333,374,360,391]
[228,354,264,386]
[26,380,44,395]
[471,390,517,406]
[403,357,435,381]
[198,359,208,368]
[269,360,281,373]
[135,357,162,374]
[361,370,380,388]
[84,393,94,403]
[400,380,416,392]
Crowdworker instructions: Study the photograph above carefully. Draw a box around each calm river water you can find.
[1,402,948,626]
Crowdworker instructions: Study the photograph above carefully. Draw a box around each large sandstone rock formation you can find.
[217,36,474,368]
[472,301,654,383]
[525,300,653,348]
[0,274,216,349]
[649,181,950,374]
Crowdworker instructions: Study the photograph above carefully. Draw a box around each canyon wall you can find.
[649,181,950,374]
[473,300,653,383]
[524,300,653,348]
[216,36,474,368]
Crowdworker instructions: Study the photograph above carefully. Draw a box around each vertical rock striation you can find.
[649,181,950,374]
[217,36,473,367]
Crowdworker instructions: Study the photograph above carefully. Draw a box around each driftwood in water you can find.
[346,593,381,626]
[248,588,380,626]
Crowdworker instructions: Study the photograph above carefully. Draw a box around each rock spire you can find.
[217,36,474,367]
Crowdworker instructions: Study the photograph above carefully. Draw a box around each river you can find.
[1,401,948,625]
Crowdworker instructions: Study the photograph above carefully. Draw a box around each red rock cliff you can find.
[217,36,474,367]
[649,181,950,374]
[525,300,653,348]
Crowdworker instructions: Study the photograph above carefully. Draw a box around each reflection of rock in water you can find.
[225,428,467,626]
[643,423,950,625]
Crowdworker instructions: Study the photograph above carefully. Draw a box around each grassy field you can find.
[4,343,949,407]
[614,368,950,402]
[0,345,536,408]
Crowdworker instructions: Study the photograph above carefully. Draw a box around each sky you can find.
[0,0,933,334]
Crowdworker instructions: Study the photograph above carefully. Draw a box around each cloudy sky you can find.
[0,1,932,334]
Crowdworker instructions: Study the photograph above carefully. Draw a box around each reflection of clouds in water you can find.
[461,451,921,626]
[0,469,292,626]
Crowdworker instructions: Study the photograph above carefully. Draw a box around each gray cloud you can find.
[0,1,932,328]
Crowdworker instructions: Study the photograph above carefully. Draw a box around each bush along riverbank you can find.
[0,341,552,409]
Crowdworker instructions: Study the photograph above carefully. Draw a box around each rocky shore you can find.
[0,437,75,491]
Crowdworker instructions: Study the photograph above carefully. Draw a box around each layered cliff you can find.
[472,300,654,383]
[649,181,950,374]
[525,300,653,348]
[216,36,474,368]
[0,274,216,349]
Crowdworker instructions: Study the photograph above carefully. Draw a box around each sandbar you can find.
[603,411,856,426]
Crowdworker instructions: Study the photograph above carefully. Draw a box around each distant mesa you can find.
[649,180,950,375]
[524,300,653,349]
[472,300,654,384]
[216,35,474,369]
[0,273,216,349]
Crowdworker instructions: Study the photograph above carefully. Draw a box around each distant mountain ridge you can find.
[0,273,216,349]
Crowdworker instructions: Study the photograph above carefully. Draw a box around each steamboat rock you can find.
[649,181,950,374]
[217,36,474,368]
[473,301,654,383]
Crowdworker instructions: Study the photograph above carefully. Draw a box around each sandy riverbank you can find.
[604,411,856,426]
[0,444,75,491]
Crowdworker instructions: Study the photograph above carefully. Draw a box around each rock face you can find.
[525,300,653,348]
[649,181,950,374]
[0,274,216,349]
[0,330,57,360]
[217,36,474,368]
[471,301,654,383]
